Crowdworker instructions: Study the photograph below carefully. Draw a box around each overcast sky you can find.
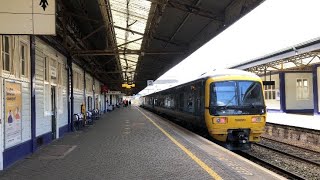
[139,0,320,94]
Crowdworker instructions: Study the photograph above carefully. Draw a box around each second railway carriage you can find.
[141,69,266,150]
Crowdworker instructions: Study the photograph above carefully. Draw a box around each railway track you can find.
[237,137,320,179]
[237,150,305,180]
[259,137,320,166]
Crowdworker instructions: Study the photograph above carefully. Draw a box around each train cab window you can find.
[211,81,237,106]
[210,81,265,115]
[239,81,264,106]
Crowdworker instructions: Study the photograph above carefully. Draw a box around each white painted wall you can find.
[94,79,101,110]
[35,38,68,137]
[285,73,313,110]
[56,56,68,138]
[86,74,93,111]
[0,36,31,149]
[35,38,50,136]
[72,63,84,114]
[260,74,280,110]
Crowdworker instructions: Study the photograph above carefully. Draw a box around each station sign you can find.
[122,83,135,89]
[0,0,56,35]
[50,66,56,79]
[108,91,121,95]
[263,81,275,86]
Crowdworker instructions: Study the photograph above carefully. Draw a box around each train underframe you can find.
[224,129,251,150]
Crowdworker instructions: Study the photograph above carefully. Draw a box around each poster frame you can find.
[3,80,23,149]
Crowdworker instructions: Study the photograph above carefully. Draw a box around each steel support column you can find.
[68,58,74,131]
[67,57,71,131]
[312,65,319,115]
[279,72,286,113]
[83,69,86,112]
[93,78,96,109]
[30,35,37,152]
[104,92,107,113]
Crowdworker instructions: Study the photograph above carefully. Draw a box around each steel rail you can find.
[238,151,305,180]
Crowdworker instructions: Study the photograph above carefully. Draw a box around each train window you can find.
[179,93,184,108]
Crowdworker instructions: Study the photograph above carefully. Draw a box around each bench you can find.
[73,113,84,131]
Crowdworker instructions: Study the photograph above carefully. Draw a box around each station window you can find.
[44,57,49,81]
[2,36,11,72]
[57,62,63,86]
[73,71,83,90]
[78,73,83,90]
[20,42,27,77]
[73,71,79,90]
[296,79,309,100]
[86,78,92,92]
[264,85,276,100]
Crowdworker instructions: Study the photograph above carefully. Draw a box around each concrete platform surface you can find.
[0,106,284,180]
[267,112,320,130]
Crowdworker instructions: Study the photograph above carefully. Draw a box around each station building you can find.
[0,35,118,169]
[231,38,320,117]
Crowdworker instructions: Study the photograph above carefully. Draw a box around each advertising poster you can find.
[5,82,22,148]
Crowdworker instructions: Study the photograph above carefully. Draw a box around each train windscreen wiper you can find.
[224,94,236,108]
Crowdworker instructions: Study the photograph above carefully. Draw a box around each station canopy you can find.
[49,0,264,95]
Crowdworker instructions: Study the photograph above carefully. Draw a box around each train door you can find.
[194,83,201,116]
[51,86,57,140]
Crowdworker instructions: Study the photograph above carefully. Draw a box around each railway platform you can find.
[267,112,320,130]
[0,106,283,180]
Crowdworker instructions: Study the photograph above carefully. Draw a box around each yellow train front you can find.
[204,70,266,150]
[141,69,266,150]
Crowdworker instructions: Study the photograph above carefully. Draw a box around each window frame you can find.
[20,41,28,78]
[296,78,309,100]
[263,84,276,100]
[44,56,49,82]
[2,35,11,72]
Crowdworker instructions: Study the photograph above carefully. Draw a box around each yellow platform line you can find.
[137,108,222,180]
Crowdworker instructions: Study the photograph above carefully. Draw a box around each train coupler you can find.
[227,129,250,144]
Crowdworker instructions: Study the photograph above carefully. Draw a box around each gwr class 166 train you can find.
[140,69,266,150]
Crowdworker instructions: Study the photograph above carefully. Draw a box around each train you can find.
[140,69,266,150]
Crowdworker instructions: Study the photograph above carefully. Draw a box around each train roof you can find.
[143,69,260,97]
[199,69,260,79]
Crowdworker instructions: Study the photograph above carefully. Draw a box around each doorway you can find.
[51,86,57,140]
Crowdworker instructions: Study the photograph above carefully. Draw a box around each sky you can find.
[139,0,320,95]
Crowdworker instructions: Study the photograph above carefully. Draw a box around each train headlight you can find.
[212,117,228,124]
[252,116,263,123]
